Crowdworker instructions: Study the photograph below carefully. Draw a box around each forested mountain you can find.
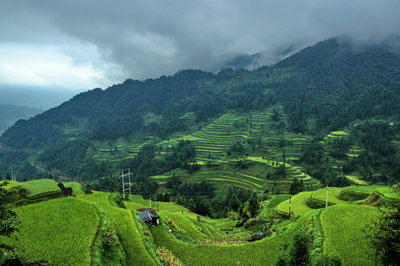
[0,105,42,134]
[2,36,400,192]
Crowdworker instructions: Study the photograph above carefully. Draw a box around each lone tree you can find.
[369,203,400,265]
[289,234,310,266]
[228,193,242,212]
[247,192,260,218]
[0,182,19,262]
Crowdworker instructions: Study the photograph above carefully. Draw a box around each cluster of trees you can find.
[166,175,215,198]
[289,178,304,195]
[343,121,400,184]
[299,139,351,187]
[227,141,245,156]
[0,182,19,263]
[128,140,197,181]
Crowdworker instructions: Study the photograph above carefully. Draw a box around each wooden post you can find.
[325,185,329,209]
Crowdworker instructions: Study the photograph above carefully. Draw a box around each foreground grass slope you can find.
[80,192,158,266]
[21,179,60,196]
[321,205,379,266]
[6,198,99,265]
[2,179,393,266]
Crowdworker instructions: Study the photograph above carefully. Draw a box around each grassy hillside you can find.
[2,179,396,265]
[4,198,99,265]
[321,205,379,266]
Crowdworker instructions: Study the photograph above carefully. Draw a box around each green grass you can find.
[126,197,236,240]
[63,182,84,196]
[150,209,320,265]
[321,205,379,266]
[343,186,400,199]
[21,179,60,196]
[80,192,157,266]
[345,175,368,185]
[1,180,21,189]
[260,194,291,217]
[8,198,99,265]
[310,187,349,205]
[245,157,314,181]
[276,191,315,216]
[3,180,387,266]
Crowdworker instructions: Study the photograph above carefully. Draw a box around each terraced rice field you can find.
[88,137,155,162]
[175,165,269,192]
[345,175,368,185]
[321,205,379,266]
[276,191,314,216]
[246,157,309,179]
[262,134,312,162]
[342,185,400,199]
[6,198,99,265]
[260,194,291,217]
[126,196,230,240]
[192,113,248,162]
[310,187,349,205]
[150,209,325,266]
[21,179,60,196]
[80,192,157,266]
[1,180,21,189]
[158,108,279,164]
[324,131,350,139]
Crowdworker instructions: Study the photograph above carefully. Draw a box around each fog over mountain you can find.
[1,0,400,91]
[0,86,78,110]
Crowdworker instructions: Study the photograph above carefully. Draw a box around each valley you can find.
[1,36,400,265]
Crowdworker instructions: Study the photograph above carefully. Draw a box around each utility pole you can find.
[119,169,132,199]
[325,185,329,209]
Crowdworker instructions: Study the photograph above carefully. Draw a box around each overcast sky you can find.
[1,0,400,91]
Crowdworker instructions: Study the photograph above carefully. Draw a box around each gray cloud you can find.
[1,0,400,88]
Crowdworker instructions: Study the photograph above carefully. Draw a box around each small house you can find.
[138,209,160,226]
[58,182,74,197]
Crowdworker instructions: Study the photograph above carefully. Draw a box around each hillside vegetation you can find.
[1,179,398,265]
[1,37,400,193]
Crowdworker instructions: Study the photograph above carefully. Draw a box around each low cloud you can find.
[1,0,400,89]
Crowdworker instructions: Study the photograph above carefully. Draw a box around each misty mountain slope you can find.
[274,36,400,132]
[0,105,42,134]
[1,69,273,149]
[2,36,400,184]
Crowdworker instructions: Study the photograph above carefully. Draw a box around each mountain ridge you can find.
[1,36,400,188]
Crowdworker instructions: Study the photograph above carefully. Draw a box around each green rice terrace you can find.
[1,178,399,265]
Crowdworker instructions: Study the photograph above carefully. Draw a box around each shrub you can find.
[156,246,182,266]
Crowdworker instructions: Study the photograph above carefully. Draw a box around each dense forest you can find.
[2,36,400,217]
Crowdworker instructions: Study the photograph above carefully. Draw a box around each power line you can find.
[120,168,132,198]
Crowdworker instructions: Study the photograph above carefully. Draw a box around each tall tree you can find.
[228,193,242,212]
[247,192,260,218]
[369,203,400,265]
